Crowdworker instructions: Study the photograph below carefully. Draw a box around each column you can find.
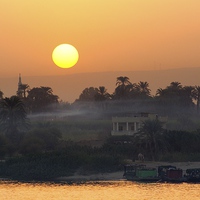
[126,122,129,131]
[134,122,137,131]
[113,122,115,131]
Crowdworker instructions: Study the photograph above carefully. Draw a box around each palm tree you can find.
[95,86,110,101]
[156,88,166,96]
[116,76,131,87]
[0,90,3,100]
[194,86,200,113]
[181,86,195,107]
[78,87,98,101]
[167,82,182,90]
[27,87,59,112]
[114,76,132,99]
[156,82,184,107]
[0,96,29,141]
[136,81,151,97]
[20,84,30,98]
[94,86,110,110]
[134,119,165,160]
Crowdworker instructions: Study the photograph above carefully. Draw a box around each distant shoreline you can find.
[56,161,200,182]
[1,161,199,183]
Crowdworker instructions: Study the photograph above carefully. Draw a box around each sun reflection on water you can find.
[0,181,199,200]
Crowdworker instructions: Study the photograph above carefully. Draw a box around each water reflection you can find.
[0,181,199,200]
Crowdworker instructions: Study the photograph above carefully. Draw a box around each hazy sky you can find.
[1,0,200,77]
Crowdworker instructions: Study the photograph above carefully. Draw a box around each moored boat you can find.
[185,168,200,183]
[157,165,186,183]
[123,164,160,182]
[123,164,200,183]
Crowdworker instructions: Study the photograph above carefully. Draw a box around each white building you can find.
[111,113,168,136]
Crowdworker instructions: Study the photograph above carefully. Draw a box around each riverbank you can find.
[56,161,200,182]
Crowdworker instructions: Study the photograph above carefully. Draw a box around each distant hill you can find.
[0,67,199,103]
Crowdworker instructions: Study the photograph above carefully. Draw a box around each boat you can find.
[123,164,200,183]
[157,165,187,183]
[123,164,160,182]
[185,168,200,183]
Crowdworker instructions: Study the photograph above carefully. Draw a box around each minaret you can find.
[18,73,22,88]
[17,73,23,97]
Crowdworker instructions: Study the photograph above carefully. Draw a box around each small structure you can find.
[16,74,29,98]
[111,113,167,136]
[138,153,144,162]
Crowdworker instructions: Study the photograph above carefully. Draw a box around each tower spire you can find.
[18,73,22,86]
[17,73,23,97]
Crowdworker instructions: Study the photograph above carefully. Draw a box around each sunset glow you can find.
[1,0,200,77]
[1,0,200,100]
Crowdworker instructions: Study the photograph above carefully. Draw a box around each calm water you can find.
[0,180,199,200]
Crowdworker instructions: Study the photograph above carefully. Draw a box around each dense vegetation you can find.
[0,76,200,181]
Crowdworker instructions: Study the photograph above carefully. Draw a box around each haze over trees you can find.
[73,77,200,118]
[0,76,200,181]
[1,76,200,115]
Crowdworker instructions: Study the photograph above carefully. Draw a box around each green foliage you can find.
[160,152,200,162]
[0,152,77,180]
[19,127,62,154]
[1,124,200,181]
[45,119,111,141]
[134,119,165,160]
[0,144,122,181]
[163,130,200,153]
[0,134,7,158]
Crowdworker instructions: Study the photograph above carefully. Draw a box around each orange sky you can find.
[1,0,200,78]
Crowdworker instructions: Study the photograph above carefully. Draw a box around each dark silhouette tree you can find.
[136,81,151,98]
[95,86,110,101]
[114,76,132,99]
[193,86,200,113]
[0,96,29,143]
[19,84,30,98]
[27,86,59,113]
[155,82,191,112]
[0,90,3,100]
[167,81,182,90]
[77,87,98,101]
[181,86,195,107]
[134,119,165,160]
[94,86,111,110]
[116,76,131,87]
[156,88,166,96]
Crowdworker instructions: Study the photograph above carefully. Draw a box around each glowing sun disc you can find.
[52,44,79,68]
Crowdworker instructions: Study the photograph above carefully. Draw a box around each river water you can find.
[0,181,199,200]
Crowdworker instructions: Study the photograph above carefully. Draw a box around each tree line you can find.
[74,77,200,118]
[0,76,200,115]
[77,77,200,106]
[0,86,59,114]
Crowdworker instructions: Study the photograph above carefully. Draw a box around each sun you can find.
[52,44,79,68]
